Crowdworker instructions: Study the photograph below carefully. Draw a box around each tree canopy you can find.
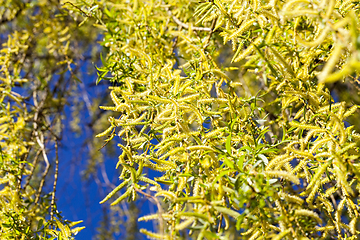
[1,0,360,239]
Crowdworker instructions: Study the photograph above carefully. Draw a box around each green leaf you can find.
[37,219,44,231]
[223,156,235,169]
[203,230,220,239]
[237,155,245,170]
[226,134,232,155]
[213,206,241,219]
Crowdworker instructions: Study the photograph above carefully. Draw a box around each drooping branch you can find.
[165,7,212,32]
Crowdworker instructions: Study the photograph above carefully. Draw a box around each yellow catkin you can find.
[187,107,204,124]
[99,178,131,204]
[307,161,331,190]
[343,105,358,118]
[282,10,319,19]
[156,141,178,156]
[117,128,127,138]
[110,90,122,106]
[148,157,176,169]
[147,95,172,104]
[272,229,291,240]
[248,230,261,240]
[266,155,291,170]
[339,142,356,155]
[95,125,114,138]
[138,213,172,222]
[339,0,356,13]
[198,98,216,104]
[294,209,322,224]
[204,127,226,139]
[318,44,344,83]
[347,198,358,218]
[116,152,126,170]
[349,217,357,235]
[335,198,347,234]
[160,146,185,159]
[186,145,216,152]
[311,137,333,154]
[264,171,300,184]
[193,178,200,197]
[143,162,172,172]
[303,129,319,147]
[233,37,263,62]
[125,78,133,93]
[268,46,295,77]
[117,144,133,161]
[289,121,322,130]
[279,192,304,205]
[156,108,173,120]
[291,149,314,160]
[139,229,170,240]
[228,19,256,42]
[161,126,177,139]
[111,187,133,206]
[318,102,343,113]
[155,191,177,201]
[306,179,321,205]
[274,156,295,171]
[177,177,186,193]
[129,137,147,145]
[99,105,116,111]
[178,93,200,103]
[282,0,311,11]
[324,187,337,198]
[175,218,195,230]
[139,176,161,188]
[318,196,334,212]
[316,225,335,232]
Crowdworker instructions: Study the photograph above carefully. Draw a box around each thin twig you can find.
[50,139,59,222]
[17,151,29,192]
[63,1,91,17]
[134,186,165,235]
[23,149,42,190]
[34,131,50,204]
[203,17,218,49]
[165,7,211,32]
[33,90,50,204]
[100,162,115,189]
[171,25,182,54]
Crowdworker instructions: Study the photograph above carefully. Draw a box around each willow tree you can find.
[74,0,360,239]
[3,0,360,239]
[0,0,103,238]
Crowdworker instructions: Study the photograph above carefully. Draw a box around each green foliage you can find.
[84,0,360,239]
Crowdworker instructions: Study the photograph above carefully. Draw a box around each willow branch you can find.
[33,90,50,204]
[165,7,211,32]
[23,149,42,190]
[50,139,59,222]
[17,151,29,192]
[34,130,50,204]
[203,17,218,49]
[134,186,165,235]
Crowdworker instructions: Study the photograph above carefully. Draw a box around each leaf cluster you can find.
[72,0,360,239]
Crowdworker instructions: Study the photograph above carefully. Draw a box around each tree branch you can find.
[165,7,211,32]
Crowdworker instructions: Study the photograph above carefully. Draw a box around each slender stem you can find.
[33,90,50,204]
[50,138,59,222]
[165,6,211,32]
[203,17,218,49]
[23,149,42,190]
[134,186,165,235]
